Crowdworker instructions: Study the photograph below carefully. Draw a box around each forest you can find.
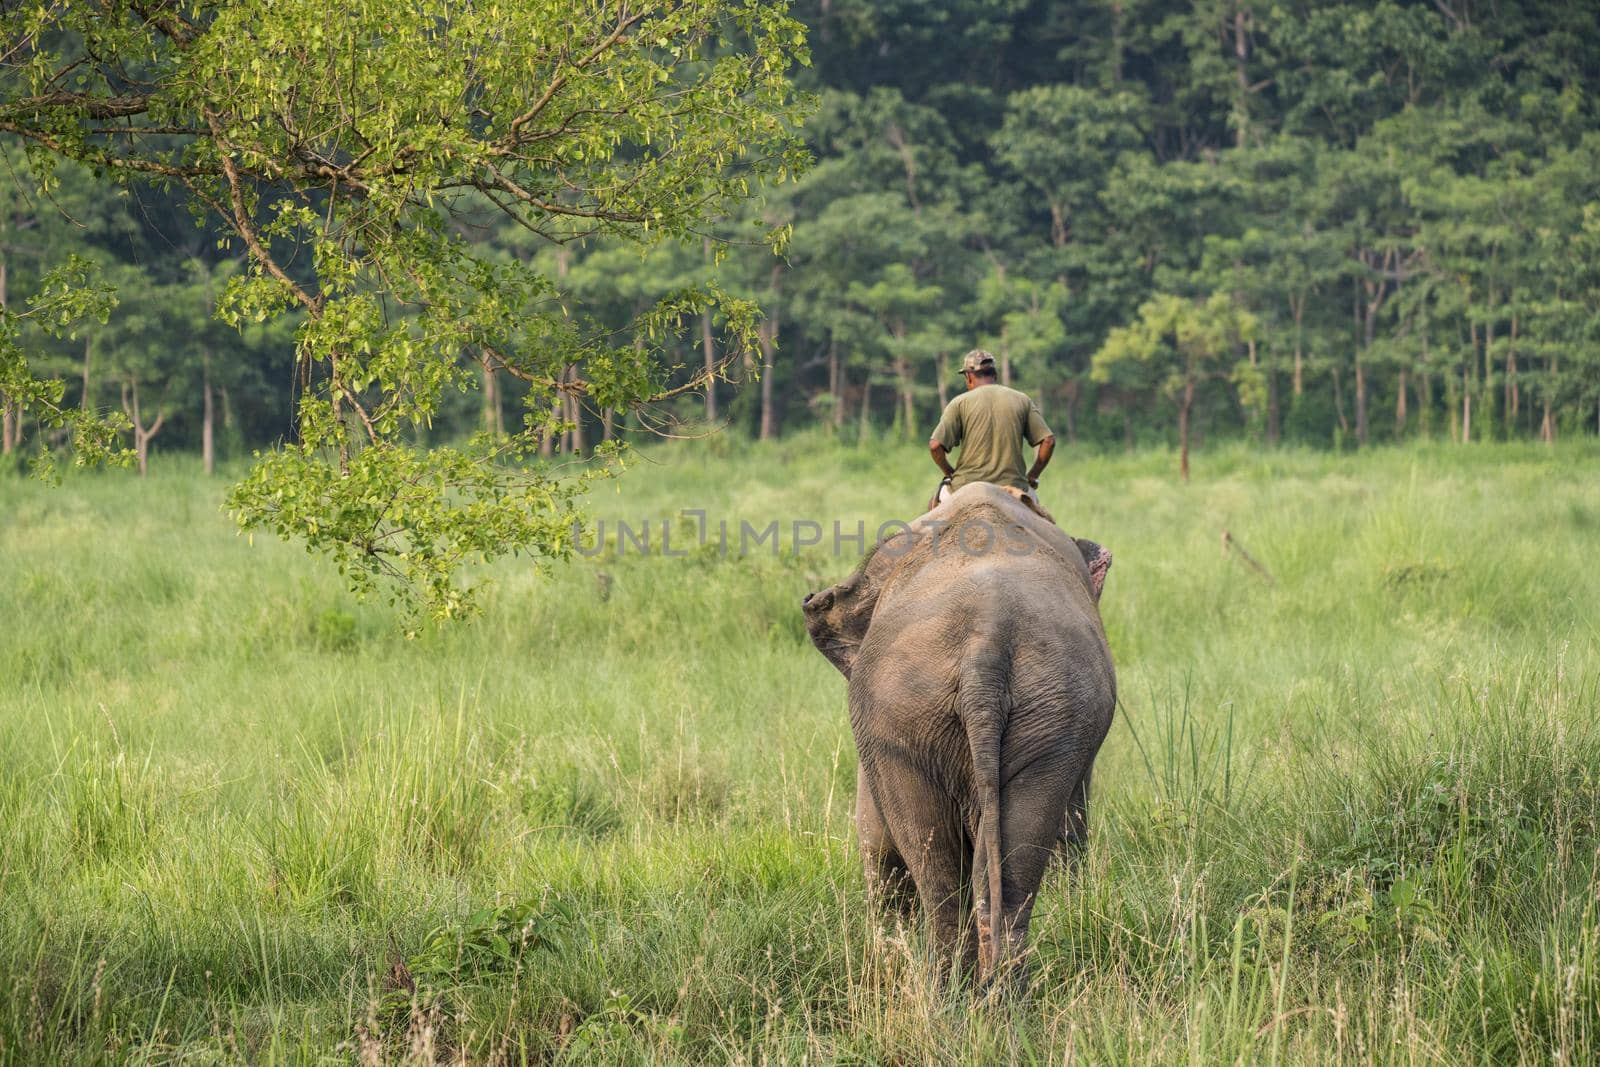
[3,0,1597,478]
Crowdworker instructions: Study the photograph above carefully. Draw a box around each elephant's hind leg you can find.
[857,777,915,922]
[869,763,976,979]
[1055,766,1091,863]
[990,754,1084,981]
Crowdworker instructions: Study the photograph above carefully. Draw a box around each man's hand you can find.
[929,440,956,479]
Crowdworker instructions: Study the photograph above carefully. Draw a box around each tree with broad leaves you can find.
[1091,291,1257,482]
[0,0,808,622]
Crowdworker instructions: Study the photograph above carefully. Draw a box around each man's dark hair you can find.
[973,366,998,381]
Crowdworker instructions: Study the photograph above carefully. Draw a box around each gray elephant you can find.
[802,483,1115,983]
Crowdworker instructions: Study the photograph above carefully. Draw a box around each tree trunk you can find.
[758,315,777,441]
[828,339,844,430]
[1505,311,1518,434]
[1353,279,1369,446]
[547,246,571,456]
[81,336,93,412]
[1178,375,1194,483]
[1331,365,1349,438]
[1266,367,1280,444]
[1232,3,1251,148]
[891,323,914,440]
[1416,367,1431,439]
[1354,357,1368,445]
[569,367,586,455]
[1291,292,1305,396]
[999,348,1011,387]
[1482,302,1495,438]
[1418,335,1432,439]
[1394,369,1407,437]
[1461,373,1471,445]
[1540,354,1555,443]
[935,354,948,412]
[701,307,717,422]
[1446,363,1459,443]
[858,375,871,444]
[202,350,215,476]
[0,259,10,455]
[121,379,166,477]
[482,359,503,436]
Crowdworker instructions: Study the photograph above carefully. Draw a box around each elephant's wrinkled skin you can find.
[803,483,1115,983]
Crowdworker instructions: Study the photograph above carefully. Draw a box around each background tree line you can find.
[3,0,1599,473]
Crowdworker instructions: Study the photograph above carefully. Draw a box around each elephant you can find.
[802,482,1115,984]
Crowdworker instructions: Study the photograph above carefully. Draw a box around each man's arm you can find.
[930,440,956,479]
[1027,435,1055,488]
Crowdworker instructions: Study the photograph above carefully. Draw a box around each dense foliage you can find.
[0,0,806,616]
[3,0,1599,603]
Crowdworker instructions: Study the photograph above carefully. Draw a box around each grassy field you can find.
[2,436,1599,1064]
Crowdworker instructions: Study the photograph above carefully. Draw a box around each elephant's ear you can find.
[1074,538,1112,602]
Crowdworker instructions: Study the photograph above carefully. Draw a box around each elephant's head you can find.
[802,566,881,678]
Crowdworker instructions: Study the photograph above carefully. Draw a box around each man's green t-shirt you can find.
[930,384,1052,491]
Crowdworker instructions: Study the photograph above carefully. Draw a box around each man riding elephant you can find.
[927,349,1056,513]
[802,484,1115,986]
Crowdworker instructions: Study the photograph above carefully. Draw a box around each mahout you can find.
[803,483,1115,986]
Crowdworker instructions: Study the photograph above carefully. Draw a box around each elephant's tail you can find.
[959,685,1005,980]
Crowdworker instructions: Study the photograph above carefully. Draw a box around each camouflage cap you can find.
[957,349,997,377]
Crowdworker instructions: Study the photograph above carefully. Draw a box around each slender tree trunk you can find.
[547,246,571,456]
[1505,311,1518,434]
[559,381,572,454]
[701,307,717,422]
[1446,362,1460,443]
[1178,375,1194,483]
[1331,365,1349,438]
[539,410,555,457]
[935,353,948,412]
[1353,280,1369,445]
[857,376,871,444]
[999,347,1011,387]
[892,355,914,440]
[1232,3,1251,148]
[1354,358,1369,445]
[891,323,914,441]
[81,336,93,412]
[1466,317,1479,441]
[1482,299,1495,438]
[202,350,215,476]
[482,359,503,436]
[1291,292,1305,397]
[602,409,614,441]
[1418,335,1432,439]
[1394,369,1407,437]
[758,315,778,441]
[828,339,843,430]
[1462,372,1472,445]
[121,379,166,477]
[570,367,586,455]
[1266,367,1280,444]
[1540,354,1556,443]
[0,259,10,454]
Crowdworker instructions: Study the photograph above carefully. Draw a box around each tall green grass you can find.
[1,437,1597,1063]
